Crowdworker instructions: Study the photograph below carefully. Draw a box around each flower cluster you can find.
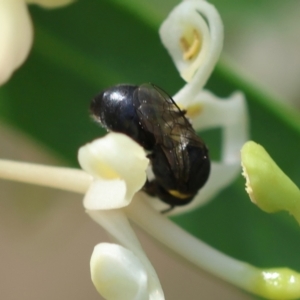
[1,0,300,299]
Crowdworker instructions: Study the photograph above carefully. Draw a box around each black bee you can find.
[90,83,210,210]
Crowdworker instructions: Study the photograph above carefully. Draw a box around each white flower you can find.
[159,0,223,86]
[0,0,73,85]
[78,133,165,299]
[78,133,149,210]
[90,243,149,300]
[150,0,248,215]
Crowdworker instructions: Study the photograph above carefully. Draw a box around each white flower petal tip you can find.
[91,243,149,300]
[0,0,33,85]
[159,0,223,84]
[25,0,74,8]
[78,133,149,209]
[83,179,127,210]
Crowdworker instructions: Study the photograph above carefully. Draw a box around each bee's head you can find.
[91,84,137,129]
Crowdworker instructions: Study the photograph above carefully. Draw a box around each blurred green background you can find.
[0,0,299,299]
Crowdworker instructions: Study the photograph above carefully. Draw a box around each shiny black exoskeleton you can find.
[90,83,210,209]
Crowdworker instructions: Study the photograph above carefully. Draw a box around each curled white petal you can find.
[178,90,248,163]
[25,0,74,8]
[0,0,33,85]
[91,243,149,300]
[189,90,248,164]
[87,209,165,300]
[160,0,223,88]
[78,133,149,209]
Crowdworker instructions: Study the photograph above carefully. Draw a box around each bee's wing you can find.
[133,83,201,181]
[133,84,193,144]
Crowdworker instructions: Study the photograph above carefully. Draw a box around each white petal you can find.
[78,133,149,209]
[160,0,223,89]
[0,0,33,85]
[91,243,149,300]
[83,179,128,210]
[87,210,165,300]
[187,90,249,164]
[25,0,74,8]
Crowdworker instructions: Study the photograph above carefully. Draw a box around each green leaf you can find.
[0,0,300,294]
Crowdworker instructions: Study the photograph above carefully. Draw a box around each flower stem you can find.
[0,159,92,193]
[87,209,164,300]
[126,197,300,299]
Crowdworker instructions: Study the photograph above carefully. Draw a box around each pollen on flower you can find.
[180,29,202,61]
[185,103,203,118]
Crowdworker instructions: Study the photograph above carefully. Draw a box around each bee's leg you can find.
[161,205,175,214]
[142,180,175,214]
[142,179,157,197]
[146,152,154,160]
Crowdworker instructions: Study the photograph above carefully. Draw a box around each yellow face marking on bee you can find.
[168,189,192,200]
